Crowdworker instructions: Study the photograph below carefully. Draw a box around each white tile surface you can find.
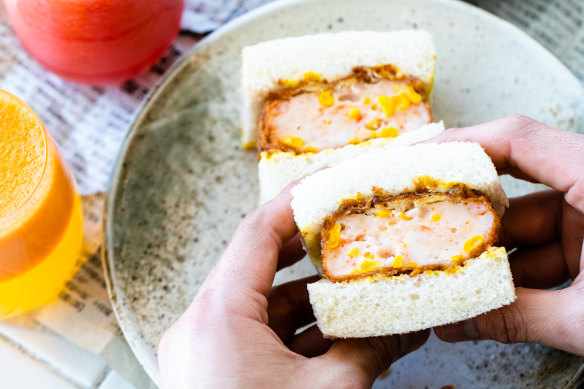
[0,323,109,388]
[0,336,78,389]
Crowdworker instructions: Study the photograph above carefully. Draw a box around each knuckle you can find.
[363,337,394,375]
[337,375,369,389]
[237,208,267,234]
[500,114,540,137]
[566,178,584,214]
[311,359,369,389]
[236,206,280,244]
[187,289,230,331]
[505,114,536,126]
[483,305,527,344]
[321,373,368,389]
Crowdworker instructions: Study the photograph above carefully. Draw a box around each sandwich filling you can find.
[320,186,499,282]
[258,66,432,153]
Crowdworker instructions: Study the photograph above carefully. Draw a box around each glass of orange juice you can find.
[0,89,83,318]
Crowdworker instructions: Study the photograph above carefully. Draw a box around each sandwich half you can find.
[241,30,440,202]
[290,142,516,338]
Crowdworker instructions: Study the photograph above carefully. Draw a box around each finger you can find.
[214,184,298,298]
[287,324,332,357]
[267,275,321,341]
[277,233,306,271]
[427,115,584,212]
[500,192,583,282]
[499,190,562,248]
[313,330,429,387]
[434,287,584,356]
[509,241,570,288]
[562,200,584,279]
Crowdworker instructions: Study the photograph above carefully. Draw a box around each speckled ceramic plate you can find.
[103,0,584,386]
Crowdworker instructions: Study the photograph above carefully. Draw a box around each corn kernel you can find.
[281,79,299,88]
[363,97,371,104]
[406,262,419,268]
[431,213,441,222]
[242,141,256,150]
[378,127,399,138]
[361,259,379,272]
[318,90,335,107]
[399,211,412,221]
[348,248,360,258]
[378,95,396,117]
[348,137,360,145]
[303,71,321,81]
[304,146,319,153]
[425,270,433,275]
[347,107,361,120]
[450,255,464,263]
[464,235,484,253]
[376,209,392,218]
[403,243,407,248]
[327,223,342,249]
[392,255,403,268]
[395,94,411,110]
[369,131,378,139]
[407,86,423,104]
[366,118,381,130]
[364,252,375,260]
[281,135,305,149]
[371,104,378,111]
[433,270,440,276]
[349,269,360,275]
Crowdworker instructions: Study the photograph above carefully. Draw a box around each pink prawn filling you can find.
[269,80,431,150]
[324,201,495,278]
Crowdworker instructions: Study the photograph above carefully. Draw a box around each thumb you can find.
[434,287,584,356]
[313,331,429,387]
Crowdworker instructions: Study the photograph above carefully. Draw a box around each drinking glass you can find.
[0,90,83,318]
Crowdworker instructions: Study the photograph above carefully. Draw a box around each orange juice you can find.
[0,90,83,318]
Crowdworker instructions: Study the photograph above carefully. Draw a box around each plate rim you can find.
[102,0,584,385]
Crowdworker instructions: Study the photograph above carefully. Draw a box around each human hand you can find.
[430,115,584,356]
[158,186,429,388]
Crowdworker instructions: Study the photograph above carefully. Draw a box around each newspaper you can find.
[0,0,583,388]
[182,0,273,32]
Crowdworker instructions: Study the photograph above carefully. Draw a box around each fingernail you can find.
[435,319,479,342]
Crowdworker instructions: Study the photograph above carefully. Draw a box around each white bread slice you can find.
[308,247,515,338]
[241,30,436,145]
[259,122,445,203]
